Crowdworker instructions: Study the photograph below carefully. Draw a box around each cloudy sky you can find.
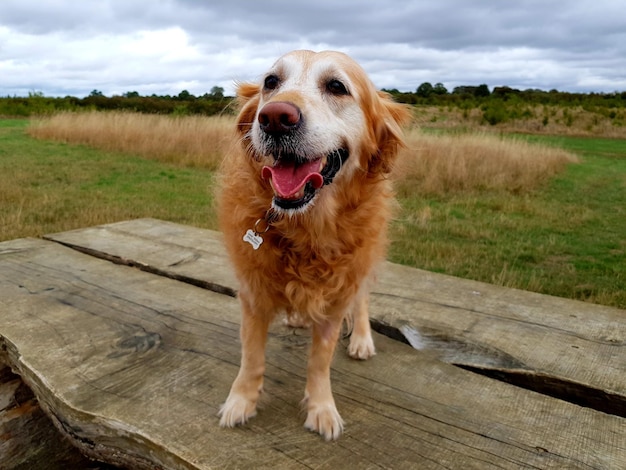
[1,0,625,98]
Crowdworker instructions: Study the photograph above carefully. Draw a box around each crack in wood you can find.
[456,365,626,419]
[370,320,626,419]
[53,241,239,298]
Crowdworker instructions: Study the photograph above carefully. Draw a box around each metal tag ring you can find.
[253,218,271,235]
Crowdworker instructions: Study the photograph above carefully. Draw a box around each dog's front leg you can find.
[219,291,270,427]
[303,315,344,440]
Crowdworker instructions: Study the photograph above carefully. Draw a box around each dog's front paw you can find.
[218,393,257,427]
[348,332,376,360]
[304,403,344,441]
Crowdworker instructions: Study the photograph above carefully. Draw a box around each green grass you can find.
[0,119,217,241]
[2,118,625,309]
[390,134,626,307]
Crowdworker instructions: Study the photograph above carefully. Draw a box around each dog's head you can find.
[235,50,411,213]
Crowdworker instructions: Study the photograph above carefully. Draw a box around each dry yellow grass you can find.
[29,111,233,170]
[395,128,578,196]
[29,111,578,197]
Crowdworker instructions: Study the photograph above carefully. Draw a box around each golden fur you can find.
[218,50,411,440]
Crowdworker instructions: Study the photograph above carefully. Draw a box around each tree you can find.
[452,85,477,96]
[89,89,104,97]
[416,82,434,98]
[433,83,448,95]
[177,90,193,100]
[475,84,491,97]
[210,86,224,99]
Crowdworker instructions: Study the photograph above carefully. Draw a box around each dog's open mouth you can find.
[261,149,349,210]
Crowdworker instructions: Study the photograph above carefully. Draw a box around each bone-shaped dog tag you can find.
[243,229,263,250]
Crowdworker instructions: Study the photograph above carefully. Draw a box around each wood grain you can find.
[46,218,626,417]
[1,234,624,468]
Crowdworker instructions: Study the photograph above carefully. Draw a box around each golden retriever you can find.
[218,50,410,440]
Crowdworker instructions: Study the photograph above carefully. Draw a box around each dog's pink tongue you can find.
[261,160,324,199]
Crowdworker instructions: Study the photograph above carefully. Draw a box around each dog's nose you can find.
[258,102,302,135]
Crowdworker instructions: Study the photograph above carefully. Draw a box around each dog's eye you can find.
[327,79,349,96]
[264,75,280,91]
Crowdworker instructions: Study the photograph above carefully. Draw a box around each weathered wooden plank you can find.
[45,218,626,417]
[1,237,624,469]
[46,218,238,296]
[372,262,626,417]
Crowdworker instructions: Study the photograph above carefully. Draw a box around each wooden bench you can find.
[1,218,624,469]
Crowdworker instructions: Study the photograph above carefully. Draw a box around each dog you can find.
[217,50,410,440]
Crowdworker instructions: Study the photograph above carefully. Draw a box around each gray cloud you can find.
[1,0,625,97]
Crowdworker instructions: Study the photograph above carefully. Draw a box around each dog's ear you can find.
[235,82,261,137]
[237,82,260,101]
[369,92,412,175]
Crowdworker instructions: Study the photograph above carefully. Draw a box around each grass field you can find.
[29,111,576,195]
[0,119,217,240]
[2,115,625,308]
[413,103,626,138]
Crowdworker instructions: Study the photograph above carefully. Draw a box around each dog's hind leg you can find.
[347,290,376,360]
[219,290,271,427]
